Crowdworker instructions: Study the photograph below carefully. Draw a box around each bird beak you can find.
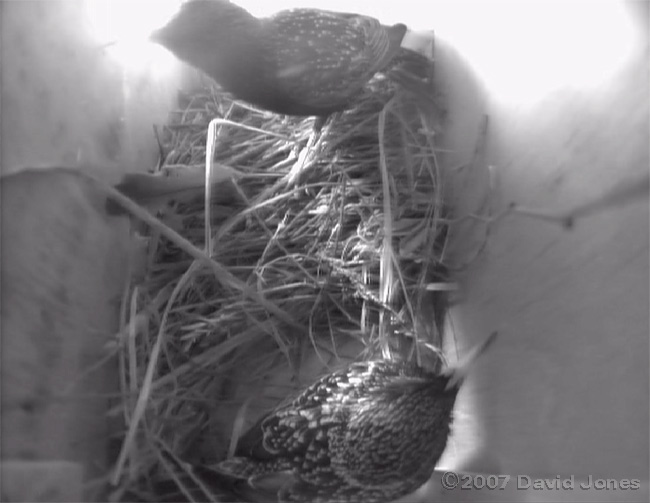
[443,331,498,390]
[149,27,167,44]
[150,29,162,43]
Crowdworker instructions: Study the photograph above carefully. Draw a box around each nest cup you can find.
[110,54,450,502]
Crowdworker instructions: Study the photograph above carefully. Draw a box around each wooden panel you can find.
[1,169,132,501]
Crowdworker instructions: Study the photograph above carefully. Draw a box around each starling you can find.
[149,1,414,183]
[150,0,409,117]
[192,332,498,503]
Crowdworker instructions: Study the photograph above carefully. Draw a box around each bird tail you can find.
[150,462,266,502]
[443,331,498,390]
[386,23,409,54]
[193,464,285,503]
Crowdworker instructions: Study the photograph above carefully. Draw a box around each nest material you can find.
[109,61,451,501]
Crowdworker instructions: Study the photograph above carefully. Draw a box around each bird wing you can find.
[258,361,416,454]
[260,368,351,455]
[214,361,443,502]
[229,365,353,463]
[339,14,407,75]
[237,361,433,460]
[265,10,405,111]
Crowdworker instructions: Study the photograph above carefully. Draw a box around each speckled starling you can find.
[194,332,497,503]
[150,0,408,117]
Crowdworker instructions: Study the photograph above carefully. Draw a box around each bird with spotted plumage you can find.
[150,0,409,117]
[148,0,425,184]
[178,332,498,503]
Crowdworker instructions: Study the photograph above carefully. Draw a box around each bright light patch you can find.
[84,0,637,103]
[433,1,637,105]
[84,0,181,76]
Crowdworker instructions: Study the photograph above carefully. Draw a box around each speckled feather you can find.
[209,361,460,503]
[265,9,405,112]
[151,0,407,116]
[201,332,498,503]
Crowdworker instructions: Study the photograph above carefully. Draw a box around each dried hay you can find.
[108,60,452,501]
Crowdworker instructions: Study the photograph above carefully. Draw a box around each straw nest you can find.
[108,54,451,501]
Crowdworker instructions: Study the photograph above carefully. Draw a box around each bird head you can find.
[150,0,260,65]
